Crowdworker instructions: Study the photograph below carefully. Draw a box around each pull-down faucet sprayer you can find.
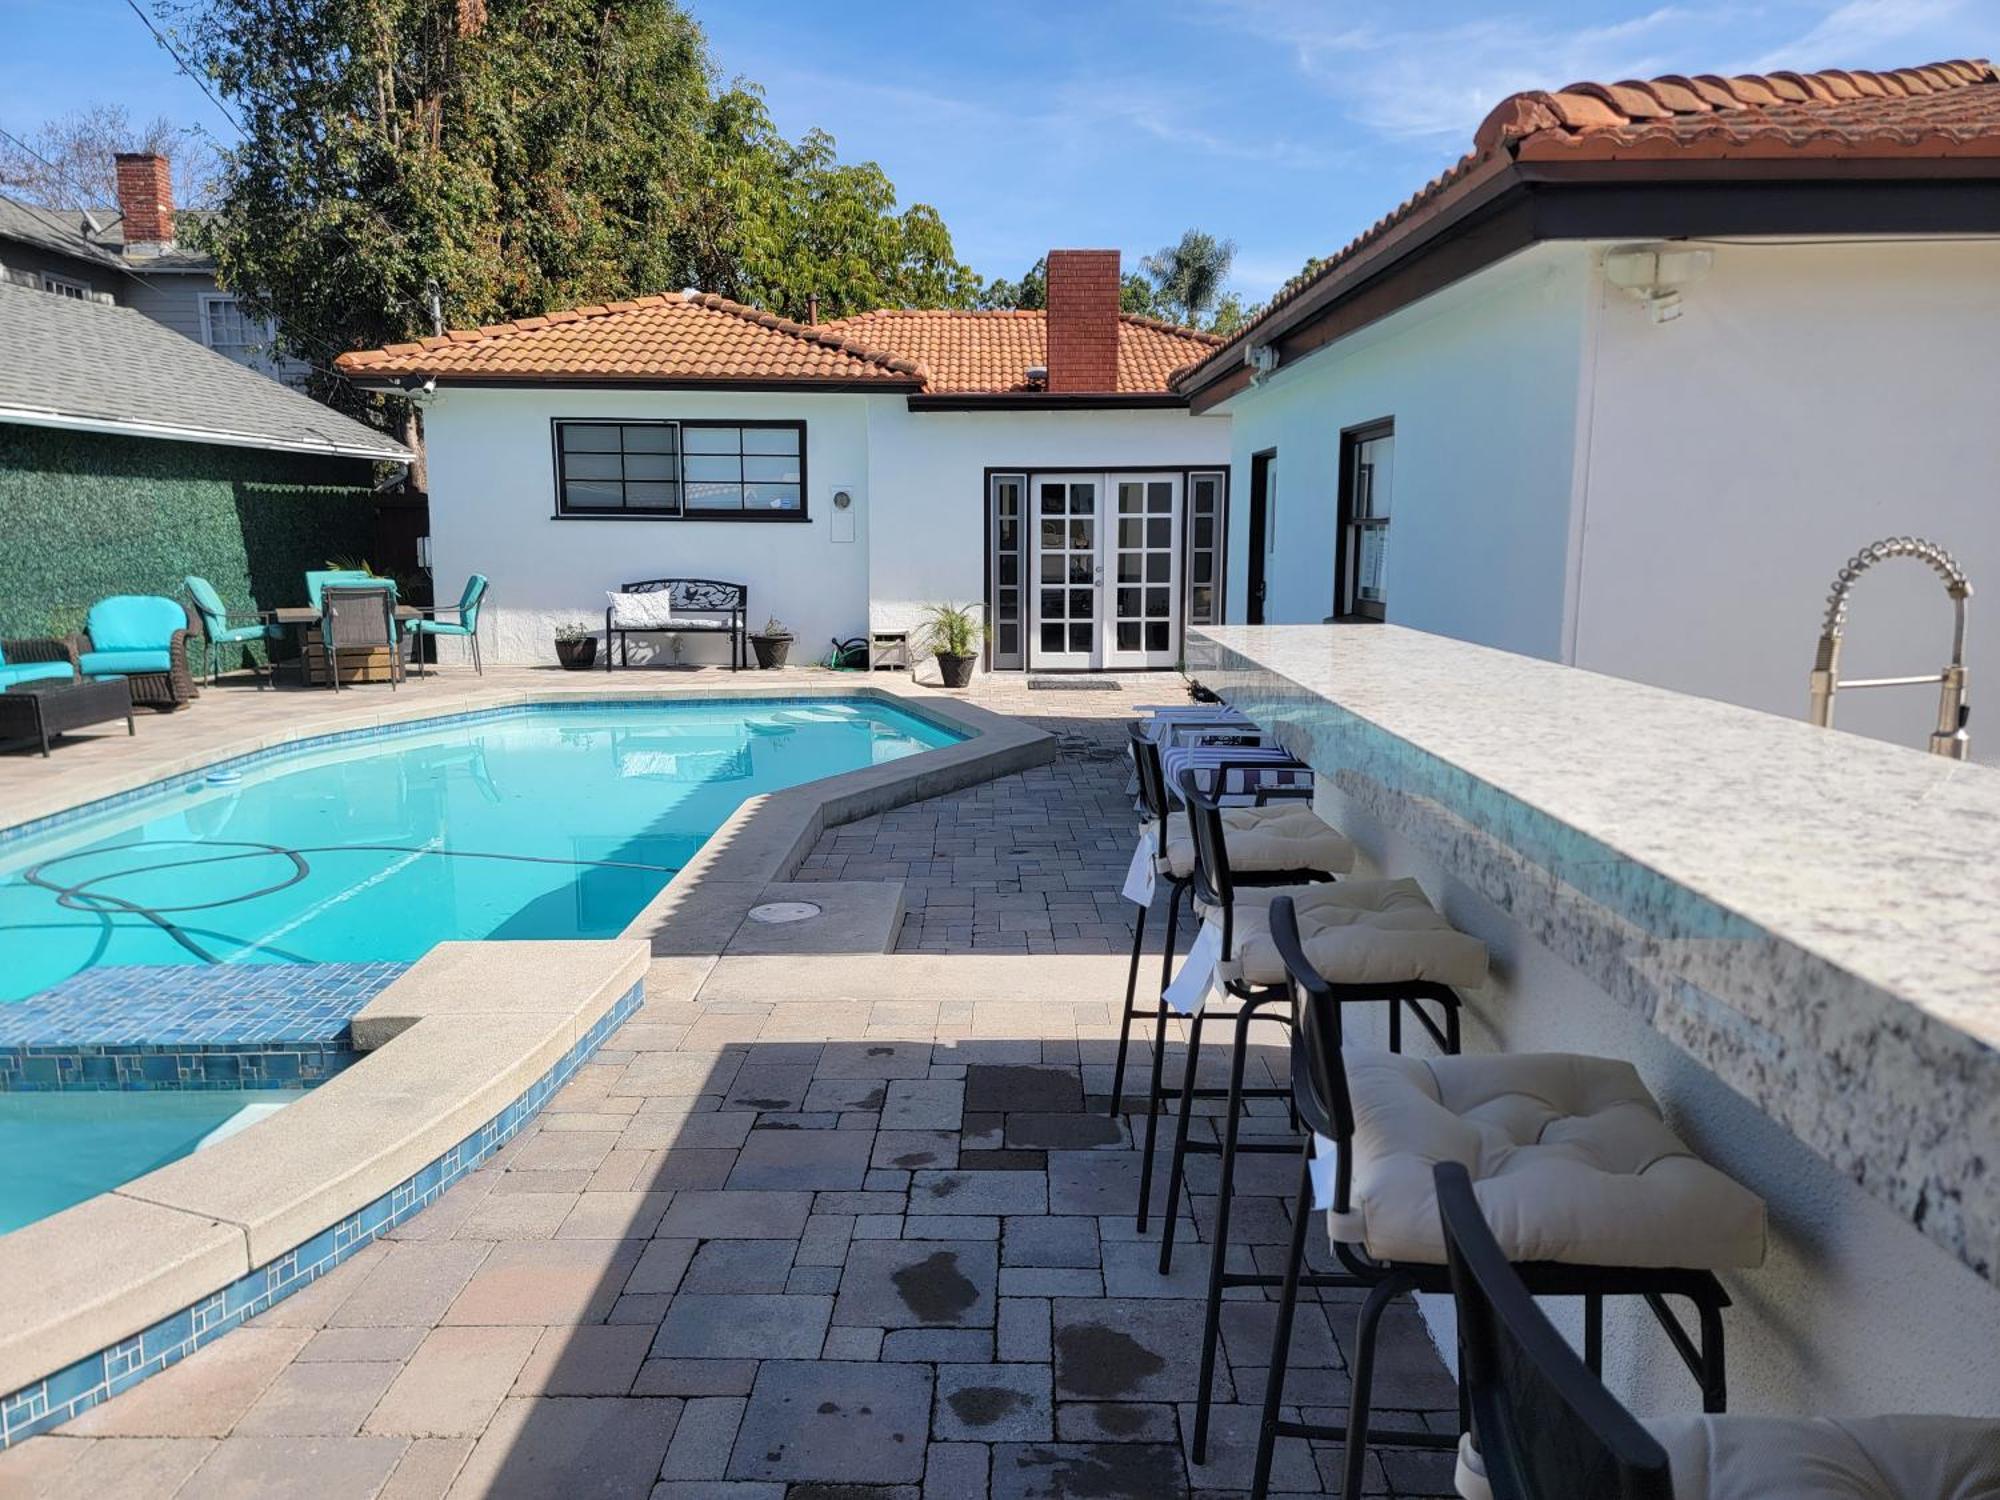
[1808,536,1972,760]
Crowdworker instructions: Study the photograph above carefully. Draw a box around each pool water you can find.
[0,1091,296,1233]
[0,700,959,1003]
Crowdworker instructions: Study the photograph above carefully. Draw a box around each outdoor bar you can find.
[1186,622,2000,1419]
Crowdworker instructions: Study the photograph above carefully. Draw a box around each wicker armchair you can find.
[71,597,199,710]
[0,636,79,691]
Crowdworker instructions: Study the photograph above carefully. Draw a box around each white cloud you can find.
[1755,0,1969,68]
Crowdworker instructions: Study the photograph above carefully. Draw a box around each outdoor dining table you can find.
[271,603,428,685]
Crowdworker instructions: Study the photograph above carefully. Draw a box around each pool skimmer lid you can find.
[748,900,822,925]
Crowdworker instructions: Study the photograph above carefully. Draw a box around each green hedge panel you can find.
[0,424,380,664]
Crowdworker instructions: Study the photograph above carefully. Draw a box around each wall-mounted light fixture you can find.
[1245,343,1279,385]
[833,489,853,510]
[1603,244,1714,325]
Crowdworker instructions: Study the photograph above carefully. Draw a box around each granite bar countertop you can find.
[1190,624,2000,1282]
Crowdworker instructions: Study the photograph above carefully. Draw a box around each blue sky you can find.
[1,0,1990,300]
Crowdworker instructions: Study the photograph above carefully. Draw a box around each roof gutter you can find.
[0,405,413,463]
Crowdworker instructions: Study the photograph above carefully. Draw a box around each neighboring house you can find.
[336,250,1231,672]
[0,153,301,384]
[1173,57,2000,757]
[0,281,411,642]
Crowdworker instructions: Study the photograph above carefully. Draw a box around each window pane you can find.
[1068,588,1092,618]
[564,479,623,509]
[1146,621,1169,652]
[743,454,801,483]
[1040,553,1064,583]
[623,453,676,481]
[1040,486,1065,515]
[622,425,677,452]
[741,426,799,455]
[1118,621,1140,651]
[684,454,742,483]
[998,555,1019,586]
[564,452,623,480]
[1068,623,1092,653]
[744,483,800,511]
[1067,555,1092,584]
[1041,623,1064,653]
[1117,554,1142,583]
[685,482,743,511]
[682,426,742,454]
[1147,482,1173,513]
[1119,483,1143,514]
[1040,589,1063,619]
[1145,553,1170,583]
[626,483,678,510]
[562,424,622,452]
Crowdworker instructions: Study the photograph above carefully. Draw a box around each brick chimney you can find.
[1044,249,1120,393]
[114,153,175,253]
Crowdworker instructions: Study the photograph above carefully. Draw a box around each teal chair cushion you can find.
[306,570,389,610]
[86,595,185,651]
[209,623,283,645]
[80,648,173,676]
[0,660,76,689]
[410,619,472,637]
[185,575,229,628]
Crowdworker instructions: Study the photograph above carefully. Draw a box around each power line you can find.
[120,0,243,136]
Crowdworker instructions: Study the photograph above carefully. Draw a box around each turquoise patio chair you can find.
[185,576,284,687]
[409,574,488,676]
[0,635,78,691]
[305,569,387,611]
[78,595,196,709]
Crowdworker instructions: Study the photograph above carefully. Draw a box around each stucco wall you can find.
[419,387,873,667]
[1314,779,2000,1421]
[1219,244,1590,660]
[1573,238,2000,760]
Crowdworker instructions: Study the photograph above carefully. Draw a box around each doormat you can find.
[1028,677,1122,691]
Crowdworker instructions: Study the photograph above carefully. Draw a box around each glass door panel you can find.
[1031,477,1100,668]
[1106,474,1180,668]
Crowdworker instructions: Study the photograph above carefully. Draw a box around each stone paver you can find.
[24,682,1455,1497]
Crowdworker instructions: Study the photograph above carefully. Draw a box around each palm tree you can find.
[1142,229,1237,326]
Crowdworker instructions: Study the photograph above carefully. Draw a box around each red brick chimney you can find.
[114,153,175,252]
[1044,249,1120,393]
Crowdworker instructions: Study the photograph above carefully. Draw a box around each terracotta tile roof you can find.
[334,292,927,385]
[815,308,1221,394]
[1174,57,2000,390]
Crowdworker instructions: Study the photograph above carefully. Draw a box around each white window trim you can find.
[41,273,90,298]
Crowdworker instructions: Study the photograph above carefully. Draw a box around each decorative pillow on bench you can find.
[607,592,730,631]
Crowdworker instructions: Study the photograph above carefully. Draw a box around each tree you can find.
[1141,228,1236,327]
[162,0,976,417]
[976,256,1159,318]
[0,105,219,212]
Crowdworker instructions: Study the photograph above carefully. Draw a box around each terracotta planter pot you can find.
[555,636,599,670]
[936,652,976,689]
[751,635,793,670]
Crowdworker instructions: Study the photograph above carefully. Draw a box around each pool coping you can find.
[0,939,646,1429]
[0,678,1055,1441]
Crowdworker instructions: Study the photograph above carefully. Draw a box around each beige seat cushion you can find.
[1209,878,1488,990]
[1455,1417,2000,1500]
[1143,803,1355,881]
[1331,1049,1766,1270]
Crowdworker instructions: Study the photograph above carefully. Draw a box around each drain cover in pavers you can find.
[934,1362,1053,1441]
[990,1442,1184,1499]
[1052,1298,1225,1402]
[964,1064,1084,1114]
[833,1239,998,1328]
[725,1128,874,1190]
[652,1293,833,1359]
[909,1169,1048,1216]
[1004,1112,1126,1150]
[728,1360,931,1484]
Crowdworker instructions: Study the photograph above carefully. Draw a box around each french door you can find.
[1025,472,1183,670]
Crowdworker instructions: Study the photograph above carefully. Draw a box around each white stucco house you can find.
[1173,57,2000,759]
[337,251,1229,675]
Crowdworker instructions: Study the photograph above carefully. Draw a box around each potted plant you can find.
[750,616,794,670]
[553,619,599,670]
[916,602,989,689]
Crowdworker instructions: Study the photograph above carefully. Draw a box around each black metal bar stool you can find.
[1437,1157,2000,1500]
[1249,895,1768,1500]
[1113,724,1349,1232]
[1171,775,1487,1462]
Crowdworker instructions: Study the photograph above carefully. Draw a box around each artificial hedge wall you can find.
[0,423,380,652]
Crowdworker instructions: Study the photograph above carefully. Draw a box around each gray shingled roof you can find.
[0,194,125,269]
[0,282,412,462]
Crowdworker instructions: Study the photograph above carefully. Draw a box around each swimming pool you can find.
[0,698,961,1004]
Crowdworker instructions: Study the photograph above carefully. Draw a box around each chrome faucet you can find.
[1808,537,1972,760]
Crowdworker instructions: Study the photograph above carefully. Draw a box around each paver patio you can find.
[0,669,1456,1497]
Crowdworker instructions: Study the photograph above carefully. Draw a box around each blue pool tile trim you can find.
[0,963,406,1092]
[0,963,406,1047]
[0,978,642,1448]
[0,696,969,848]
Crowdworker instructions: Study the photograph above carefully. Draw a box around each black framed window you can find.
[1337,419,1393,621]
[552,419,806,520]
